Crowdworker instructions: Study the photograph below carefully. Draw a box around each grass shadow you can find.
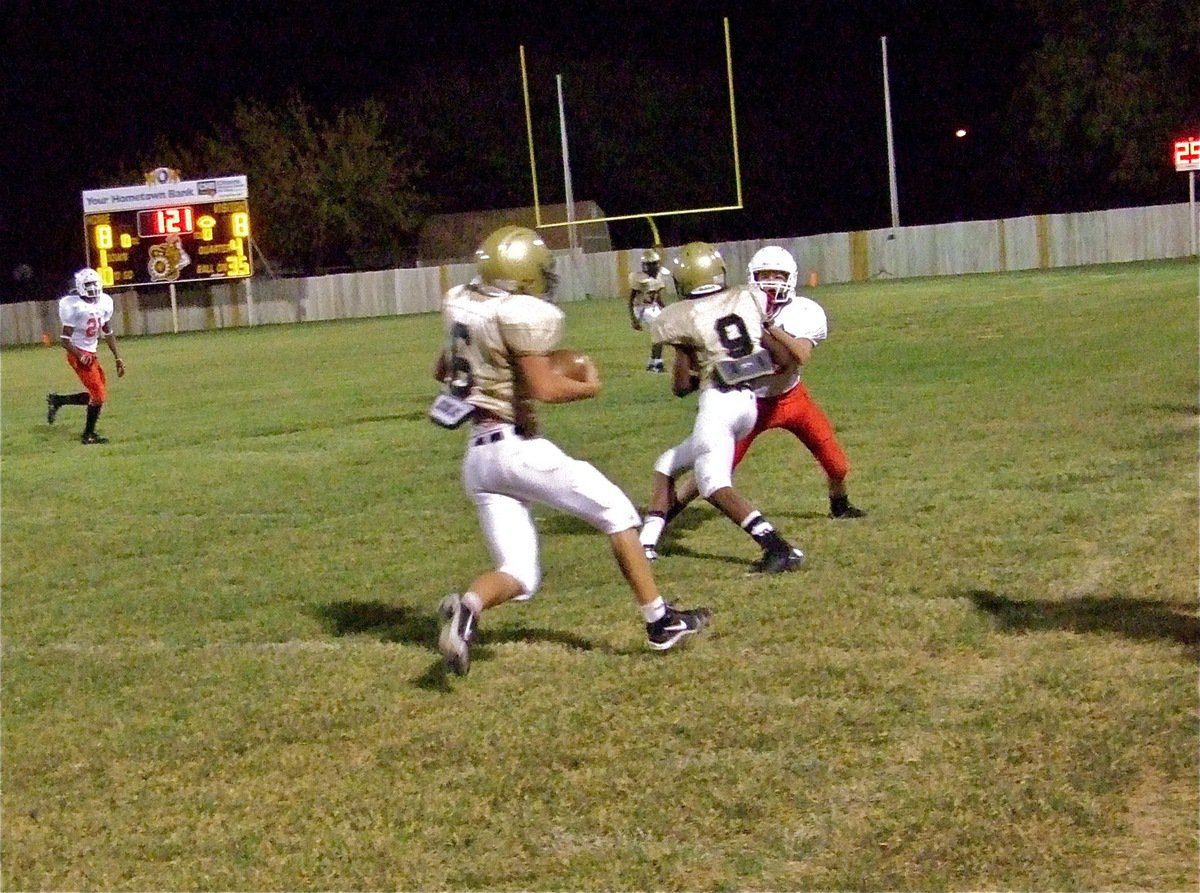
[483,624,597,652]
[1147,401,1200,416]
[655,503,832,532]
[535,513,600,536]
[647,506,711,535]
[649,507,743,566]
[758,509,839,522]
[351,411,427,425]
[310,600,603,687]
[247,410,422,439]
[512,507,716,538]
[965,589,1200,660]
[412,660,455,691]
[653,541,749,568]
[311,599,434,643]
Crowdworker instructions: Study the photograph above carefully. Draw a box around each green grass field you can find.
[2,260,1197,891]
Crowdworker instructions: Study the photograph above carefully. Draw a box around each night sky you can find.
[0,0,1081,299]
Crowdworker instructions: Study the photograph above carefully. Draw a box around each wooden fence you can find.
[3,203,1194,347]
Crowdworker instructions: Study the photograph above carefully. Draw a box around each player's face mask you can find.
[753,269,794,318]
[75,268,103,299]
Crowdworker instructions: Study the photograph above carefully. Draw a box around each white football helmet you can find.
[748,246,797,318]
[74,268,103,299]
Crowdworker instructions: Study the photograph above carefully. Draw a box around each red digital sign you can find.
[136,206,196,238]
[1173,135,1200,172]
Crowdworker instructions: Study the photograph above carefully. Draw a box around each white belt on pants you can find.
[471,430,508,447]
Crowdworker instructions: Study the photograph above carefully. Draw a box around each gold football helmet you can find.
[475,225,557,297]
[669,242,726,298]
[640,248,661,277]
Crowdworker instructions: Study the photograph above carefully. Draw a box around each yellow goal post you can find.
[519,17,743,246]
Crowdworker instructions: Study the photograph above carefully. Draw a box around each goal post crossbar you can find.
[519,17,743,235]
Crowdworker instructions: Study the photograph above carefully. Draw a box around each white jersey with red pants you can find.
[58,290,115,404]
[736,295,849,482]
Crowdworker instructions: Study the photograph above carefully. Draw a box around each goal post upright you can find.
[520,17,743,242]
[519,45,543,228]
[723,16,744,211]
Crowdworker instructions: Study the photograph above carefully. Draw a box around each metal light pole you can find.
[881,36,900,229]
[556,74,578,255]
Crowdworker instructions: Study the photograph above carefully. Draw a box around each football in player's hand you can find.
[548,348,594,382]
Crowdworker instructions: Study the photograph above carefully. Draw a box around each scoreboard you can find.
[81,175,252,288]
[1174,135,1200,172]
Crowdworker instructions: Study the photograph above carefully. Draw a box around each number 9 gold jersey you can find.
[648,284,769,388]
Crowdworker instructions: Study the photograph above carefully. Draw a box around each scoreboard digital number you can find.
[1174,135,1200,172]
[81,175,253,288]
[137,206,195,238]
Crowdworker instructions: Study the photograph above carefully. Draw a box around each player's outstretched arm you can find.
[762,322,813,369]
[103,328,126,377]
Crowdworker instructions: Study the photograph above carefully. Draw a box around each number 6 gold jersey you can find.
[440,281,565,424]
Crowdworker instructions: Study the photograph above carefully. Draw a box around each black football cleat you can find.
[80,432,109,445]
[747,546,805,575]
[438,593,478,676]
[831,503,867,519]
[646,604,711,651]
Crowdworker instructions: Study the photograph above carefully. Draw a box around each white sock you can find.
[462,591,484,615]
[639,515,666,547]
[741,511,773,537]
[640,597,667,624]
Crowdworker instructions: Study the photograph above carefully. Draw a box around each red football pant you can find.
[67,352,107,404]
[733,382,849,482]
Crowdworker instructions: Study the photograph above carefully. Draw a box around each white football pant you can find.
[652,386,758,499]
[462,424,641,599]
